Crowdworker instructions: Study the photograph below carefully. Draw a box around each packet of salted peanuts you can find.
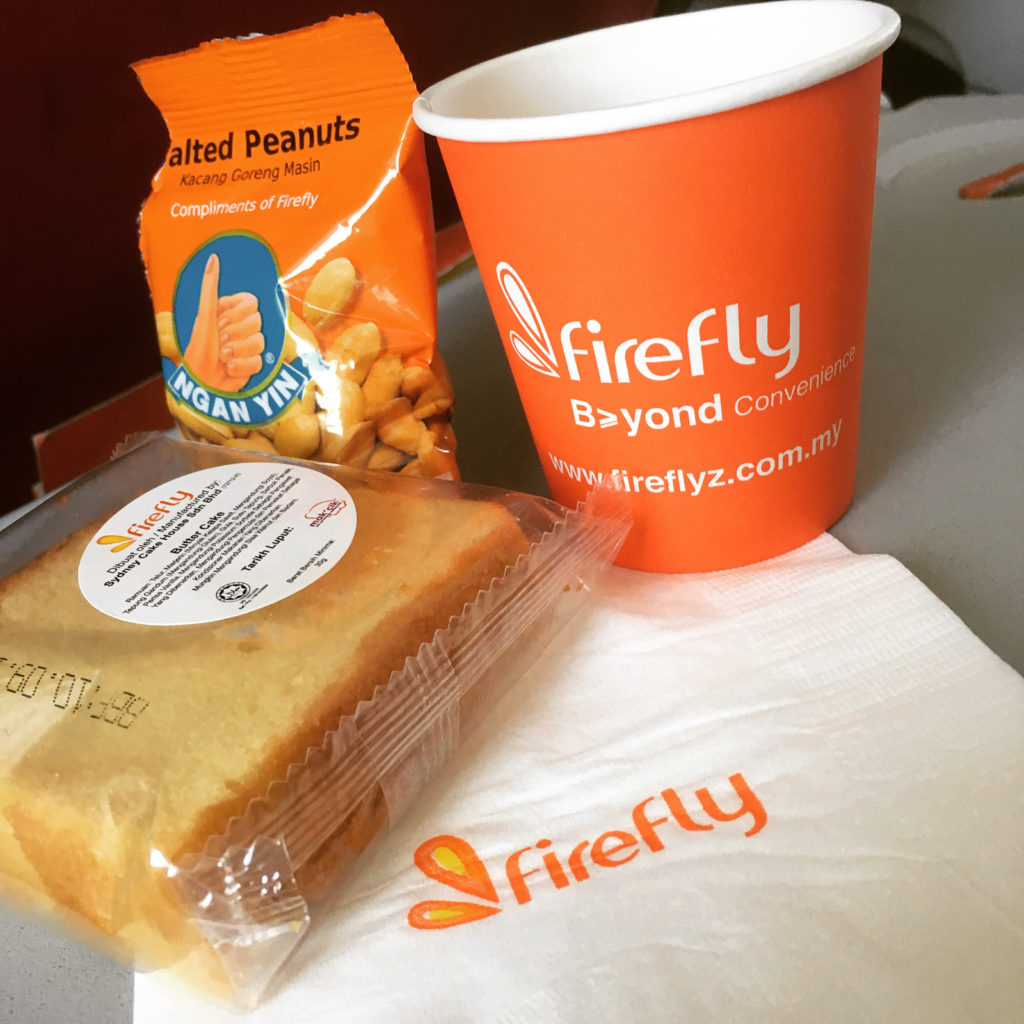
[134,15,457,478]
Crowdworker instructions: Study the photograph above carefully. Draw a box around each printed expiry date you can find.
[1,655,148,729]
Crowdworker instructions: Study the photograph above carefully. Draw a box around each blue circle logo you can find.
[172,232,287,396]
[165,233,310,427]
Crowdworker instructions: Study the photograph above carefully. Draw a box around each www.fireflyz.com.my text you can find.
[548,419,843,495]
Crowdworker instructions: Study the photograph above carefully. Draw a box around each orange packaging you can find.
[134,15,457,479]
[415,2,900,572]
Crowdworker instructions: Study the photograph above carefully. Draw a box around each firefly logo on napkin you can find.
[408,771,766,930]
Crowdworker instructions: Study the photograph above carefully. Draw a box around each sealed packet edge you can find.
[170,482,630,1005]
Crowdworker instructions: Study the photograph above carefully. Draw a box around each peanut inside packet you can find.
[135,14,457,478]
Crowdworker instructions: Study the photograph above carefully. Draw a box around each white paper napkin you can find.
[135,534,1024,1023]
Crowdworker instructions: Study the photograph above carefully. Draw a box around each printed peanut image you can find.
[183,253,267,393]
[172,255,457,479]
[155,310,178,363]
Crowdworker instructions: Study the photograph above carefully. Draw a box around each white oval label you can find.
[78,464,356,626]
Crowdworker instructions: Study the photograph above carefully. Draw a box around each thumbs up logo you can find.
[496,262,560,378]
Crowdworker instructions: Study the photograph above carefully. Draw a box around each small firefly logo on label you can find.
[94,490,195,554]
[96,534,136,554]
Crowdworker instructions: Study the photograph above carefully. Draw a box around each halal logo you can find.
[496,262,560,378]
[216,581,251,603]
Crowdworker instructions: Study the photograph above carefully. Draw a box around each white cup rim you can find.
[413,1,900,144]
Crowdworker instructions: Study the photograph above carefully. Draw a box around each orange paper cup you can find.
[414,1,900,572]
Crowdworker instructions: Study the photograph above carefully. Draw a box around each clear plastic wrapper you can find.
[0,436,627,1008]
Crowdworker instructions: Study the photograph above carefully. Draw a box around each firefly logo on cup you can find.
[496,261,801,386]
[407,771,766,930]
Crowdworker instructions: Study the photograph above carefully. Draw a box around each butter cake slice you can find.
[0,460,531,994]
